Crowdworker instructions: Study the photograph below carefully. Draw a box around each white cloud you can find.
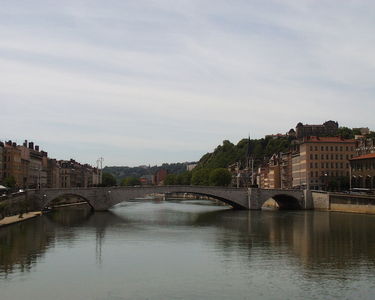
[1,0,374,165]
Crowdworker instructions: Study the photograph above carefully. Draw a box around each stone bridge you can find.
[28,186,312,211]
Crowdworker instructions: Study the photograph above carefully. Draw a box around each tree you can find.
[164,174,177,185]
[337,127,355,139]
[177,171,192,185]
[3,176,16,189]
[191,169,211,186]
[209,168,232,186]
[121,177,141,186]
[101,173,117,187]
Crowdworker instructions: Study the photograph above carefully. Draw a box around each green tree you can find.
[176,171,192,185]
[209,168,232,186]
[164,174,177,185]
[3,176,16,188]
[191,169,211,186]
[121,177,141,186]
[101,173,117,187]
[337,127,355,139]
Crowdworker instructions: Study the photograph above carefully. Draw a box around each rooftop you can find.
[350,153,375,161]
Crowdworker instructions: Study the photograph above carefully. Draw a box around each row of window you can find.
[310,162,349,169]
[309,154,354,160]
[309,145,354,152]
[310,170,349,178]
[352,161,375,171]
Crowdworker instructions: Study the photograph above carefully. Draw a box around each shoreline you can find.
[0,211,42,228]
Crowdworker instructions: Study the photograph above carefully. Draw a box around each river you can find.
[1,198,375,300]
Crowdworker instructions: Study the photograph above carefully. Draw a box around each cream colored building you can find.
[291,137,356,190]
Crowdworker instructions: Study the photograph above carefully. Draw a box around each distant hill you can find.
[103,162,195,182]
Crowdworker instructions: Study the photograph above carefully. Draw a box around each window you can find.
[326,154,329,159]
[331,162,334,168]
[310,146,313,151]
[321,146,324,151]
[310,154,313,159]
[336,154,338,160]
[315,163,318,168]
[310,162,313,168]
[315,146,318,151]
[321,154,324,159]
[335,146,338,151]
[330,146,333,151]
[315,154,318,159]
[321,163,324,168]
[340,163,343,168]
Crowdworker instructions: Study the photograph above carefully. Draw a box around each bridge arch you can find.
[267,194,302,210]
[159,191,244,209]
[41,192,94,210]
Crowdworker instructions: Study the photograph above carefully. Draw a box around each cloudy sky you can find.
[1,0,374,166]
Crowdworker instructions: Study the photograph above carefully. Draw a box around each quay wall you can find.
[329,194,375,214]
[312,191,330,210]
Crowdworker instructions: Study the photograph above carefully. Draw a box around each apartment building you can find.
[0,143,3,183]
[3,141,23,187]
[292,136,356,190]
[350,153,375,189]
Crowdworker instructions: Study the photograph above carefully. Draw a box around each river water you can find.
[1,198,375,300]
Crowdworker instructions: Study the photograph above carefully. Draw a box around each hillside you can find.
[196,137,293,170]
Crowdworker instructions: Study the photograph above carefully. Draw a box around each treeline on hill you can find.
[103,163,191,183]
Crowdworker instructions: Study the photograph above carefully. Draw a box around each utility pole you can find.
[97,157,104,185]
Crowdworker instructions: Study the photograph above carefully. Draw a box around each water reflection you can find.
[1,199,375,293]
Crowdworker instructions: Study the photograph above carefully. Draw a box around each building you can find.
[353,127,370,136]
[3,141,23,187]
[257,153,292,189]
[295,121,339,139]
[47,158,60,188]
[355,137,375,156]
[19,141,48,189]
[280,152,293,189]
[0,142,4,183]
[140,175,153,185]
[291,136,356,190]
[350,153,375,189]
[153,169,167,185]
[257,165,270,189]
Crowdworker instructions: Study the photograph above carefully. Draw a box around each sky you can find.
[1,0,375,167]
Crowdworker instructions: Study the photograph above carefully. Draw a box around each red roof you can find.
[350,153,375,161]
[303,136,356,143]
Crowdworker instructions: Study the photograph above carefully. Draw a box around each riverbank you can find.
[0,211,42,228]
